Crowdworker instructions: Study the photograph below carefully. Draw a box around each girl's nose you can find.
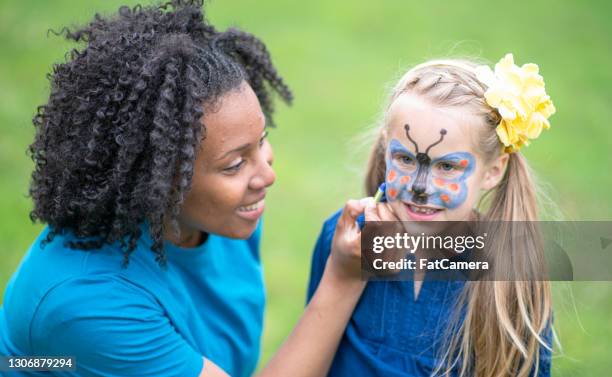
[412,182,427,195]
[410,182,430,204]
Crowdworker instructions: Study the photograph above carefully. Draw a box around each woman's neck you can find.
[163,220,207,248]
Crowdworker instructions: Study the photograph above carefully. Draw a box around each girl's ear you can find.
[482,153,509,190]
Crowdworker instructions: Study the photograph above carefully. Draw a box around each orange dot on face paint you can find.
[388,188,398,198]
[400,176,410,184]
[449,183,459,192]
[434,178,445,187]
[459,159,468,167]
[387,170,397,182]
[440,194,450,202]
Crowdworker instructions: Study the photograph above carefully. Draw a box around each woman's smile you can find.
[236,196,266,221]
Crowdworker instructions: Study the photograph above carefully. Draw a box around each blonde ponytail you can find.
[485,153,538,222]
[441,152,553,377]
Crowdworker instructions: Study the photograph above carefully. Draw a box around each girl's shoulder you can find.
[306,208,345,301]
[321,208,343,237]
[312,208,343,260]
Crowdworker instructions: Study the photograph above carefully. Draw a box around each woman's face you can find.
[383,93,506,222]
[173,81,275,243]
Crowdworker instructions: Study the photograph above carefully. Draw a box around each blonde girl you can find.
[307,54,556,377]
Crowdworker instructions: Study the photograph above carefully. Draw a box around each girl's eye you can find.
[396,155,414,165]
[433,161,463,178]
[224,159,245,173]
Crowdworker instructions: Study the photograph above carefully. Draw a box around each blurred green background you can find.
[1,0,611,376]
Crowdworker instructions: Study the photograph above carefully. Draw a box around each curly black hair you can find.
[29,0,292,265]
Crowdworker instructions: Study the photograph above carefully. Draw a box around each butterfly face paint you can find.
[384,124,475,209]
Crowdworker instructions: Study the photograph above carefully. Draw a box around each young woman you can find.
[0,1,394,376]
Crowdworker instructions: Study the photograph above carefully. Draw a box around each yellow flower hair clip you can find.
[475,53,556,153]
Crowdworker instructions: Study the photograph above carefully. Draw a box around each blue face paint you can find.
[384,124,475,209]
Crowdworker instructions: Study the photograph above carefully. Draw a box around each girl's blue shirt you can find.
[307,209,552,377]
[0,222,265,377]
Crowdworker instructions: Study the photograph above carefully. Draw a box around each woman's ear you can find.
[482,153,509,190]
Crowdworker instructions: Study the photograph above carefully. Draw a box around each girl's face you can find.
[171,81,275,244]
[384,92,506,222]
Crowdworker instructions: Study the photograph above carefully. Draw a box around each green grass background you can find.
[1,1,611,375]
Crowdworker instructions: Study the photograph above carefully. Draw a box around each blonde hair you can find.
[365,59,554,377]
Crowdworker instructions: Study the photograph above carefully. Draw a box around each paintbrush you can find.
[373,182,386,203]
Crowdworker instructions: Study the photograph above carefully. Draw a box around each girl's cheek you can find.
[461,173,484,208]
[384,165,414,203]
[448,181,480,217]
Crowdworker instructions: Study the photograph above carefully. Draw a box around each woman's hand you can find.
[328,198,399,281]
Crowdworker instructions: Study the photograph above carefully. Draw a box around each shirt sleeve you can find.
[29,275,203,377]
[306,210,342,304]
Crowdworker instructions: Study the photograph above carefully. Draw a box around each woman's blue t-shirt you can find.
[0,222,265,377]
[307,210,552,377]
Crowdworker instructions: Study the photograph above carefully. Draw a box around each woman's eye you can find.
[259,130,269,147]
[224,159,245,173]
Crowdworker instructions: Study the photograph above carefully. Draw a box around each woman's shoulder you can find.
[2,263,159,357]
[8,226,137,295]
[25,274,201,376]
[30,273,159,329]
[6,227,113,294]
[3,227,159,346]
